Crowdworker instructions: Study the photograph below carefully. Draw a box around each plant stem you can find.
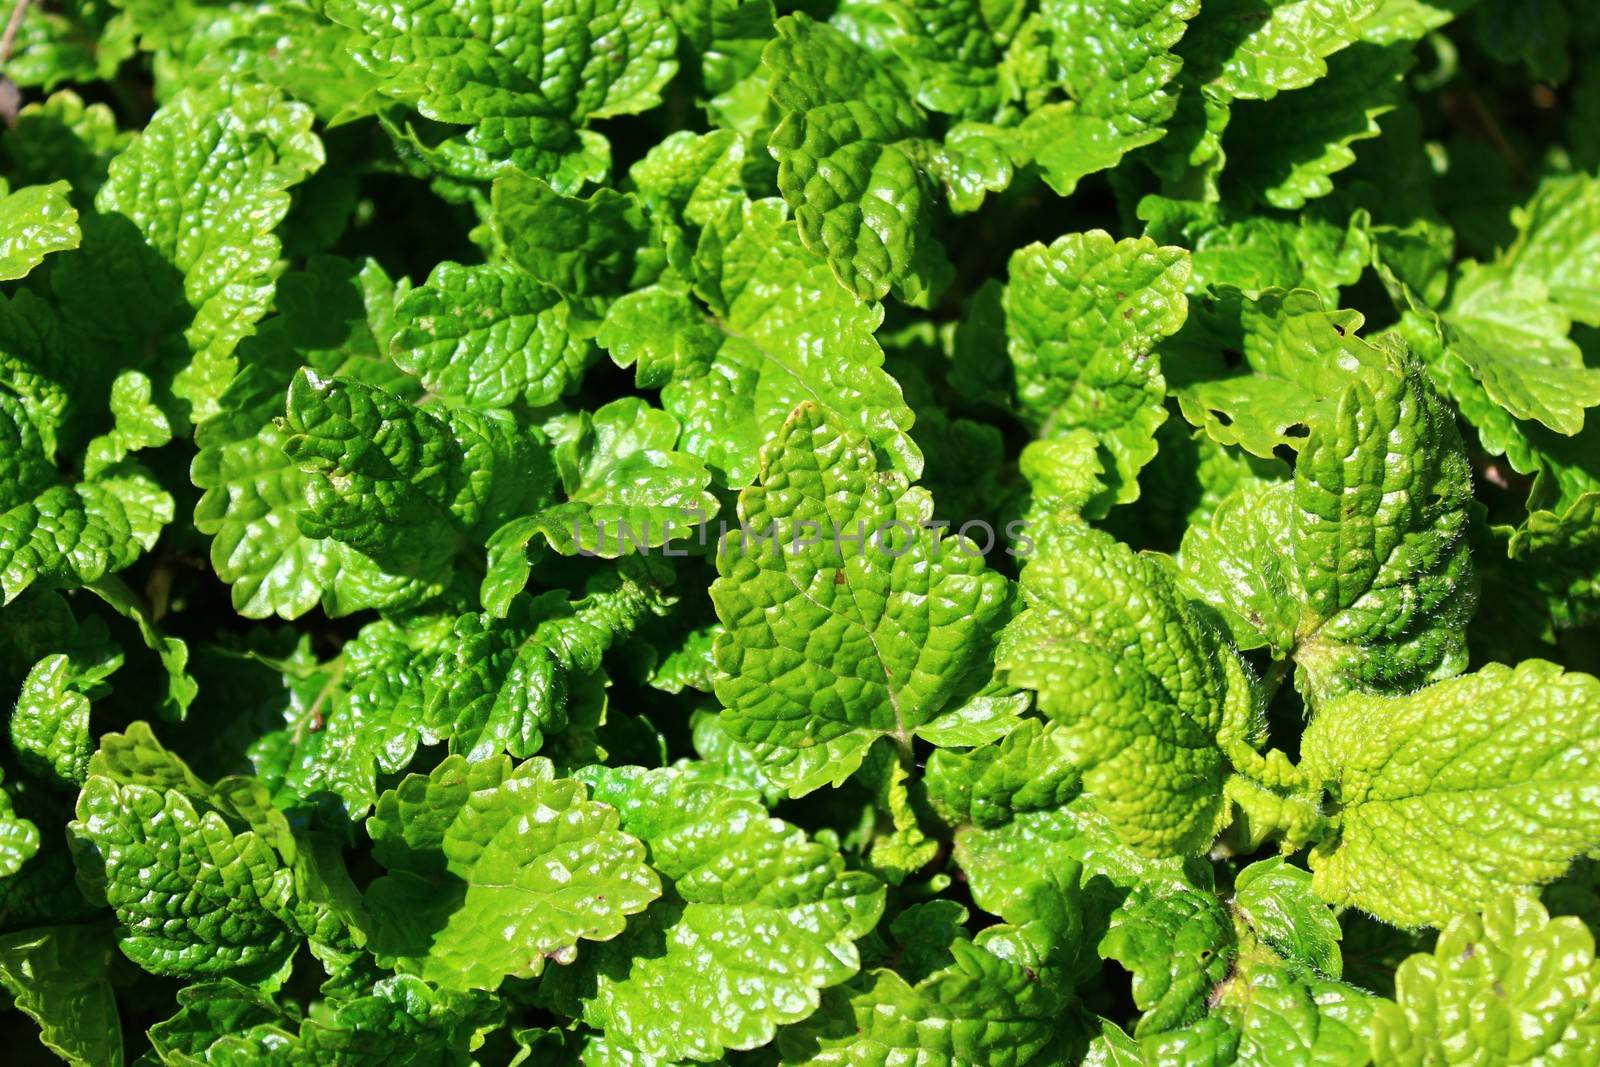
[0,0,30,65]
[1261,657,1292,704]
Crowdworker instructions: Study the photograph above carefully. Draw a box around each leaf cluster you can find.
[0,1,1598,1064]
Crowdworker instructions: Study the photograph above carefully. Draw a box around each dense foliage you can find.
[1,0,1598,1063]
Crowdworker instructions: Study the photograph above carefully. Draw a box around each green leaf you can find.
[710,404,1011,795]
[191,262,436,621]
[765,13,1009,304]
[598,197,920,486]
[782,842,1089,1062]
[864,757,940,884]
[664,0,775,98]
[1082,1020,1151,1066]
[1232,858,1343,978]
[778,938,1084,1066]
[146,974,501,1065]
[998,524,1260,855]
[282,369,550,598]
[628,128,753,271]
[1142,75,1232,194]
[1017,0,1201,196]
[1004,231,1191,504]
[281,369,463,577]
[0,767,41,878]
[1504,171,1600,327]
[1176,482,1299,658]
[0,471,172,602]
[1208,955,1377,1065]
[325,0,677,187]
[427,560,673,759]
[1154,0,1378,192]
[107,0,231,52]
[1360,1,1476,45]
[0,925,123,1067]
[1,393,174,604]
[143,980,292,1064]
[1181,0,1379,101]
[1105,416,1290,550]
[303,975,503,1063]
[1100,884,1234,1034]
[1018,430,1113,527]
[491,173,653,304]
[56,81,323,422]
[1139,196,1370,302]
[1093,949,1377,1064]
[4,295,71,427]
[192,415,428,620]
[1510,488,1600,632]
[648,621,721,695]
[957,808,1208,943]
[364,754,660,991]
[67,723,356,984]
[926,718,1079,832]
[1048,0,1200,139]
[549,765,886,1061]
[1372,894,1600,1065]
[1302,660,1600,927]
[688,707,784,804]
[10,651,116,787]
[1175,290,1474,704]
[0,180,80,280]
[391,262,595,410]
[763,13,938,303]
[0,586,84,683]
[6,4,129,91]
[181,3,382,124]
[1365,216,1455,307]
[1171,288,1354,457]
[889,0,1006,119]
[1439,262,1600,436]
[419,610,567,761]
[0,0,1592,1051]
[1390,303,1547,474]
[479,399,713,611]
[1226,43,1410,209]
[918,120,1018,214]
[248,617,447,817]
[82,370,172,477]
[1013,103,1149,201]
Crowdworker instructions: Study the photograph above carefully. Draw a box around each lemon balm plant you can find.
[0,1,1598,1063]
